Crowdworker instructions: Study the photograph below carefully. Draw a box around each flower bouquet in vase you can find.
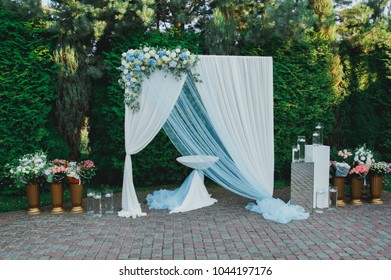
[66,160,96,213]
[44,159,67,214]
[349,164,369,206]
[330,149,352,206]
[7,151,47,215]
[368,161,390,204]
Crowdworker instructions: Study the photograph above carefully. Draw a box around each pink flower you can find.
[349,164,368,175]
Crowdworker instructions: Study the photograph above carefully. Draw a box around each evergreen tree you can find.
[47,0,155,160]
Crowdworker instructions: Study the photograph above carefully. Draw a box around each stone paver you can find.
[0,187,390,260]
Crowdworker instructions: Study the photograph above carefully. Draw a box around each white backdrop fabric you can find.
[194,55,275,198]
[118,71,186,218]
[120,55,309,223]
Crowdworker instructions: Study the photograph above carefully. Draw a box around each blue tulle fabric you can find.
[246,198,309,224]
[147,170,200,211]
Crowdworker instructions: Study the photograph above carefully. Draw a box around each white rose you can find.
[145,53,150,59]
[186,51,190,56]
[143,47,149,52]
[121,60,127,65]
[122,52,126,57]
[123,69,128,74]
[149,50,156,56]
[170,52,177,58]
[141,66,145,71]
[166,50,171,56]
[175,48,181,53]
[154,55,159,60]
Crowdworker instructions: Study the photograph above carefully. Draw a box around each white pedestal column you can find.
[305,145,330,209]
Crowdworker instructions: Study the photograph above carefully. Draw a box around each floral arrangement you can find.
[330,148,353,177]
[44,159,67,183]
[66,160,96,184]
[118,46,200,111]
[8,151,47,185]
[338,149,353,160]
[353,144,374,165]
[349,164,369,177]
[369,162,390,176]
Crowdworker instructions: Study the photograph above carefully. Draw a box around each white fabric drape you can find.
[118,71,186,218]
[194,55,274,198]
[163,76,264,200]
[146,170,217,213]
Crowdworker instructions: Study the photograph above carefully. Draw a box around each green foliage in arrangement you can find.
[0,8,58,189]
[89,30,203,186]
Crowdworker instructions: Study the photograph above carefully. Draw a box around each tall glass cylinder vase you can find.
[315,122,323,145]
[86,188,95,215]
[297,136,306,162]
[104,189,114,214]
[93,191,102,218]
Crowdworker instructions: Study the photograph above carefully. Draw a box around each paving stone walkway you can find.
[0,187,390,260]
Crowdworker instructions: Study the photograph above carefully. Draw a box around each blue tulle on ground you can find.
[245,198,309,224]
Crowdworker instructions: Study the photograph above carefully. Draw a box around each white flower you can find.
[149,50,156,56]
[185,51,190,56]
[170,52,177,58]
[143,46,150,52]
[123,69,128,74]
[154,55,159,60]
[145,53,150,59]
[166,50,171,56]
[175,48,181,53]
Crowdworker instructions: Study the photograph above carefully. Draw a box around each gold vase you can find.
[50,182,65,214]
[332,176,346,207]
[69,183,84,213]
[350,177,364,206]
[370,175,384,205]
[25,183,41,215]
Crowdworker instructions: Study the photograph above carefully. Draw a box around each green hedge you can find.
[0,9,61,189]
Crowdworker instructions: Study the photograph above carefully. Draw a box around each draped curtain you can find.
[194,55,275,198]
[118,71,186,218]
[120,55,308,223]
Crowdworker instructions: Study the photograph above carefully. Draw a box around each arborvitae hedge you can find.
[0,9,60,188]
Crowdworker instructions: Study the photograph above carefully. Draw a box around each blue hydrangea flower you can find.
[138,53,145,61]
[125,73,132,80]
[157,50,165,57]
[126,53,136,62]
[134,65,141,72]
[149,58,157,67]
[130,82,136,88]
[179,53,187,60]
[120,65,126,71]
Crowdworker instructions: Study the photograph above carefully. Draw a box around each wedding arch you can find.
[117,47,309,223]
